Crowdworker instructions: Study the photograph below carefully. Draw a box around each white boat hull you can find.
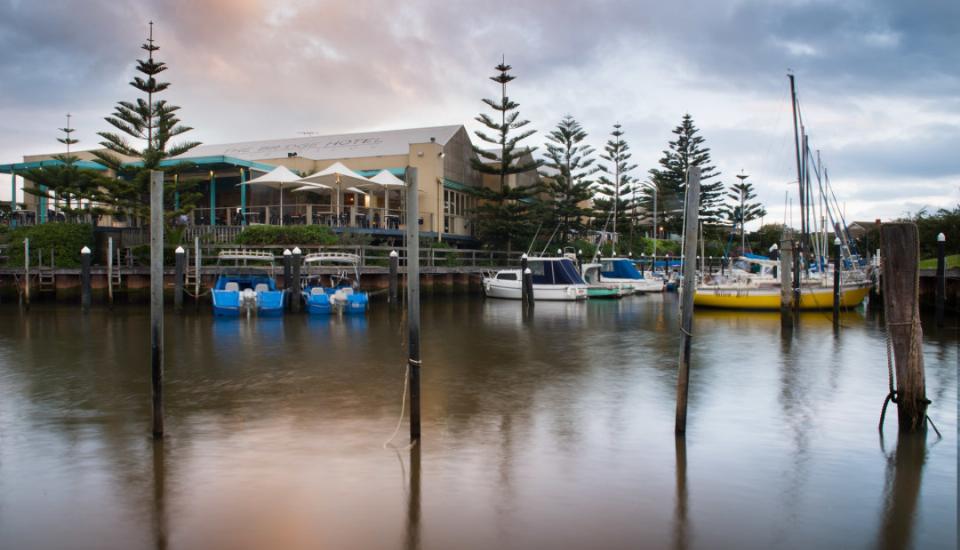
[482,278,588,301]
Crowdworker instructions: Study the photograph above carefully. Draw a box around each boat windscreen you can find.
[553,259,585,285]
[600,259,642,279]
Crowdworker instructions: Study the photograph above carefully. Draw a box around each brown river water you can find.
[0,295,956,550]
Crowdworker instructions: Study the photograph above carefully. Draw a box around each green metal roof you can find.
[0,159,108,173]
[442,178,476,192]
[0,155,278,175]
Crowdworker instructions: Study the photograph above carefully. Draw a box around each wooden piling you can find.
[388,250,399,305]
[405,167,421,442]
[935,233,945,328]
[291,247,302,314]
[23,238,30,308]
[193,237,201,308]
[675,166,701,435]
[174,246,185,312]
[520,254,530,308]
[107,236,114,307]
[780,239,794,328]
[282,249,292,309]
[149,170,164,438]
[880,223,927,433]
[833,237,841,330]
[80,246,91,312]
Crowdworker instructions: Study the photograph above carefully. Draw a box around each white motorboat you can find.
[483,257,588,301]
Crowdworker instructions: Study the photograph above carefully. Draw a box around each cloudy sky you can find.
[1,0,957,227]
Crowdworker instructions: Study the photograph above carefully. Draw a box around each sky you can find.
[1,0,957,228]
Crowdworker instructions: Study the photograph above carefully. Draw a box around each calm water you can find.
[0,296,956,550]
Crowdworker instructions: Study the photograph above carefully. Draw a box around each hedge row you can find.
[234,225,338,246]
[4,223,95,268]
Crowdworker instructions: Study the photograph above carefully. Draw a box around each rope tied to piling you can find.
[878,317,940,439]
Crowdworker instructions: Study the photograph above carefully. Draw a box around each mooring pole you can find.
[675,167,701,435]
[149,170,164,438]
[80,246,91,312]
[405,167,421,442]
[935,233,946,328]
[792,241,801,313]
[880,223,927,433]
[832,237,841,330]
[388,250,399,305]
[291,247,302,314]
[23,238,30,308]
[282,249,292,310]
[174,246,185,312]
[520,254,530,307]
[780,239,794,329]
[193,237,201,309]
[523,267,534,307]
[107,237,115,307]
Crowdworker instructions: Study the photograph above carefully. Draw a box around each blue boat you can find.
[211,250,285,317]
[300,252,369,314]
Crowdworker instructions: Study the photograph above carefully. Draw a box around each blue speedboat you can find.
[300,252,369,314]
[211,250,285,317]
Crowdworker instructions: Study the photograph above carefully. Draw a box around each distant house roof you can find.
[178,125,463,162]
[846,220,880,239]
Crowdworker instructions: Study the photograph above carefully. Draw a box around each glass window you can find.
[497,272,518,281]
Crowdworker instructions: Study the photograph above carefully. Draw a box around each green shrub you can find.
[5,223,94,268]
[235,225,338,246]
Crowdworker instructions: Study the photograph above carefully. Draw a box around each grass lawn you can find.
[920,254,960,269]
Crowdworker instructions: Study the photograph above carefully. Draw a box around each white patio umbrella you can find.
[297,162,382,225]
[369,170,406,225]
[238,165,303,226]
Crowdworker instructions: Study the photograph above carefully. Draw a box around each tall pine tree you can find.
[541,115,597,246]
[593,123,638,240]
[22,114,112,222]
[721,173,767,252]
[92,22,201,223]
[643,114,723,233]
[470,58,543,252]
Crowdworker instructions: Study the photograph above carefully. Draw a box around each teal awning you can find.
[442,178,476,192]
[356,167,406,178]
[0,159,108,173]
[1,155,278,174]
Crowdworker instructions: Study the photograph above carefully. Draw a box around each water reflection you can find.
[152,440,167,550]
[877,433,927,550]
[405,444,421,550]
[673,435,688,550]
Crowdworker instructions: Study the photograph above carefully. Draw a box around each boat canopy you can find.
[218,249,276,263]
[303,252,361,265]
[529,258,585,285]
[600,258,643,279]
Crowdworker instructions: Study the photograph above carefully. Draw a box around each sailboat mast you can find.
[789,74,805,261]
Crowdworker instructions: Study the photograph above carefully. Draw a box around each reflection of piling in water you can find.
[673,435,688,550]
[878,433,926,550]
[405,444,421,550]
[152,440,168,550]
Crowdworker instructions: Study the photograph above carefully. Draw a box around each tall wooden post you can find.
[291,247,302,314]
[107,236,115,307]
[282,249,292,309]
[193,237,201,308]
[792,241,801,313]
[880,223,927,433]
[149,170,164,438]
[174,246,185,312]
[833,237,841,330]
[80,246,91,312]
[520,254,530,307]
[23,238,30,308]
[405,167,421,442]
[675,167,701,435]
[780,239,794,329]
[935,233,946,328]
[388,250,399,305]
